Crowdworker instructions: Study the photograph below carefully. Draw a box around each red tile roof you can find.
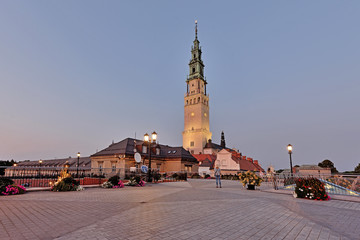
[192,154,216,168]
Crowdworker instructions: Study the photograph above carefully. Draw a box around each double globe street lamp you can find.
[144,131,157,183]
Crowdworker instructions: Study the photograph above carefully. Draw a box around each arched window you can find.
[186,100,188,105]
[190,99,192,104]
[192,68,195,73]
[194,98,196,103]
[198,97,200,103]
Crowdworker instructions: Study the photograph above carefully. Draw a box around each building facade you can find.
[182,21,212,154]
[294,165,331,177]
[91,138,199,177]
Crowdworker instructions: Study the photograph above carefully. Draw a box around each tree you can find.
[0,160,16,175]
[318,159,338,173]
[355,163,360,173]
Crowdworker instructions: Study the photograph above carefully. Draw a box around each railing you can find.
[0,166,188,188]
[258,173,360,196]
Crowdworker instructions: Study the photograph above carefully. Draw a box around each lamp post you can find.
[287,144,293,176]
[77,152,80,178]
[39,159,43,177]
[144,131,157,183]
[13,163,17,177]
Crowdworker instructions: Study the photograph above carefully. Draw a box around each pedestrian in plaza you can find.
[214,166,221,188]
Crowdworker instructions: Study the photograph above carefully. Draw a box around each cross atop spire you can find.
[195,20,198,39]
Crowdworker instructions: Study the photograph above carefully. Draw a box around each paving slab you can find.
[0,179,359,240]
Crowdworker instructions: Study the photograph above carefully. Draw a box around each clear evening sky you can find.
[1,1,359,171]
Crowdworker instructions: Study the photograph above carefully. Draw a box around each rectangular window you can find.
[190,141,194,147]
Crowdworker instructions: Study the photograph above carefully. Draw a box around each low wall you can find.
[11,178,107,188]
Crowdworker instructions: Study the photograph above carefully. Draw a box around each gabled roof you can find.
[253,162,265,172]
[13,157,91,169]
[232,156,264,172]
[91,138,197,162]
[193,154,217,168]
[297,165,329,170]
[204,140,231,151]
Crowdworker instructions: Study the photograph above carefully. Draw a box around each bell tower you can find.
[182,21,212,154]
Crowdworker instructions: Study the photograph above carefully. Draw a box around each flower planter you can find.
[247,184,255,190]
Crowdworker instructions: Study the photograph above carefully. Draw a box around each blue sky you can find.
[1,1,359,171]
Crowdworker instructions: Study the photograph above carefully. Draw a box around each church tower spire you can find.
[195,20,198,39]
[183,21,212,154]
[221,131,226,148]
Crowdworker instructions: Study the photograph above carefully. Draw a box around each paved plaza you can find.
[1,180,360,240]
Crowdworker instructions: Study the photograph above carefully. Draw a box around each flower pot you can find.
[247,184,255,190]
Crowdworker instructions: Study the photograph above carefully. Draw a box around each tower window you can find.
[194,54,196,58]
[186,100,188,105]
[190,141,194,147]
[192,68,195,73]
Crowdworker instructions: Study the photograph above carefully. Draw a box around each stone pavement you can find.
[1,179,359,240]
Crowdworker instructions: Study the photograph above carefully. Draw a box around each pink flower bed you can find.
[113,180,125,188]
[1,185,27,196]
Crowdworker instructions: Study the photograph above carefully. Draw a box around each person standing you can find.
[214,166,221,188]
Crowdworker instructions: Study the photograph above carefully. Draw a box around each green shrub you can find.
[239,171,263,187]
[294,177,330,200]
[0,177,14,187]
[13,185,26,194]
[191,173,200,179]
[0,178,14,193]
[51,177,80,192]
[153,172,161,182]
[108,175,120,186]
[126,176,145,186]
